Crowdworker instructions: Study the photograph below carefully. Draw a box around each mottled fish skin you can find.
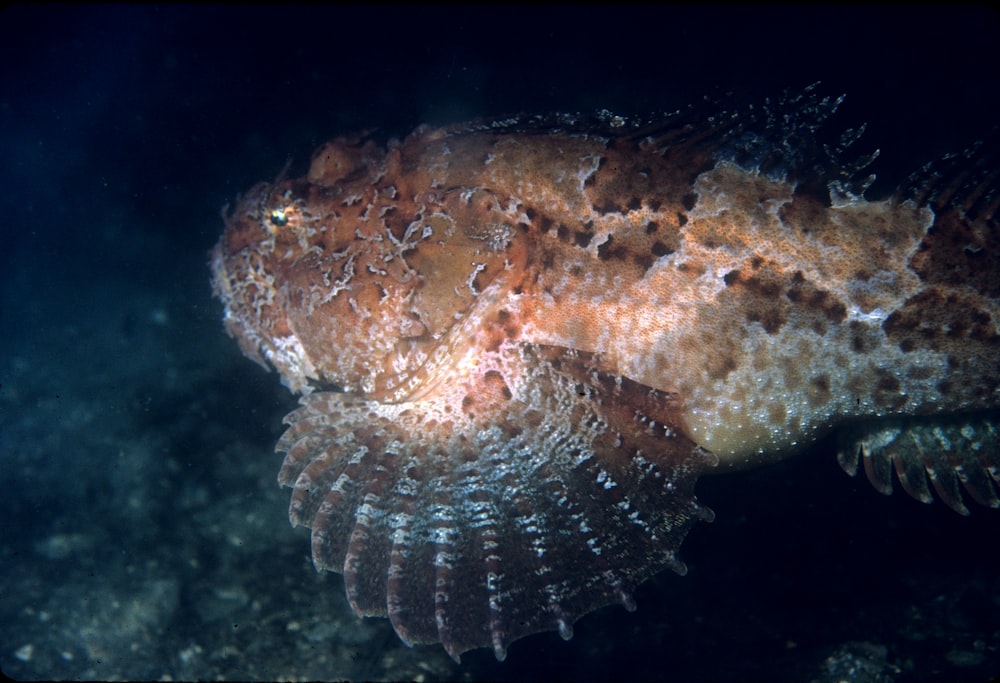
[211,89,999,660]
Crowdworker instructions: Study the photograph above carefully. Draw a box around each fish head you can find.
[210,134,528,398]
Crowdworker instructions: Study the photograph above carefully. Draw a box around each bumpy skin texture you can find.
[211,94,1000,660]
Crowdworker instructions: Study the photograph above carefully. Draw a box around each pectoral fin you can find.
[275,342,716,661]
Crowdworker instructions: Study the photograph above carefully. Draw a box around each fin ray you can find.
[837,413,1000,514]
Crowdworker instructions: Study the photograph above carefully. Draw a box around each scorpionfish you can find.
[211,88,999,661]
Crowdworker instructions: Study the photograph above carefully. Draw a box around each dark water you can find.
[1,5,998,681]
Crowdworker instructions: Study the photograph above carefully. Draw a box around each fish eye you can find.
[269,209,288,227]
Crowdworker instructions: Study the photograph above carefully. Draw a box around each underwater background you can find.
[1,5,998,681]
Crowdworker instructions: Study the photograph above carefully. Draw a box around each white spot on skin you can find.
[846,305,888,325]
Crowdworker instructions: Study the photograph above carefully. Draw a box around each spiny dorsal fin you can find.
[897,130,1000,222]
[436,84,881,204]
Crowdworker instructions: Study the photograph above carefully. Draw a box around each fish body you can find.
[211,90,999,661]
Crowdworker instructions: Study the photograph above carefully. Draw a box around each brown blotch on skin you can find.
[748,307,785,334]
[483,309,520,352]
[910,209,1000,299]
[592,200,623,215]
[481,328,504,353]
[721,260,791,334]
[539,249,557,271]
[872,369,907,410]
[597,235,629,262]
[884,288,1000,353]
[651,241,673,257]
[785,271,848,324]
[482,369,513,401]
[707,352,738,381]
[633,252,655,273]
[807,374,832,407]
[777,193,828,236]
[876,373,901,392]
[849,321,873,354]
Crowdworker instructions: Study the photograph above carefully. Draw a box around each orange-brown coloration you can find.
[212,94,999,660]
